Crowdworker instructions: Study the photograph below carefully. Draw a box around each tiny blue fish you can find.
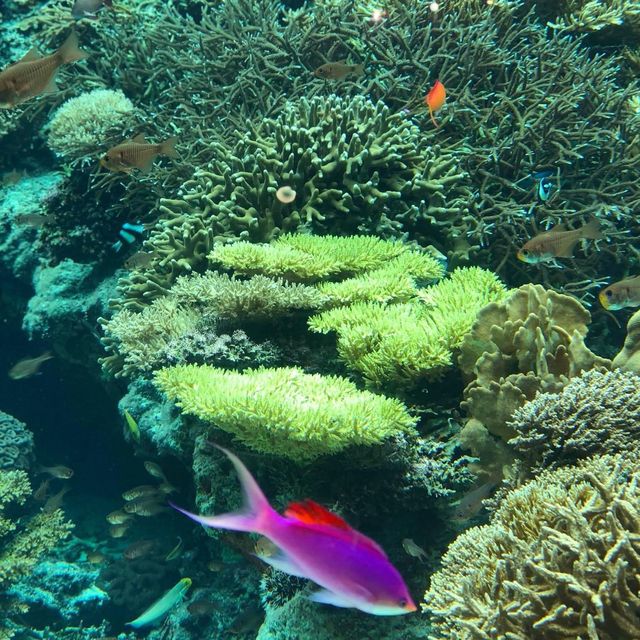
[514,169,557,203]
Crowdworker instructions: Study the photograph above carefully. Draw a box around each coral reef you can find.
[46,89,137,162]
[0,469,74,639]
[154,365,417,460]
[458,283,610,478]
[509,368,640,476]
[309,267,507,388]
[424,453,640,640]
[8,560,107,620]
[0,411,34,471]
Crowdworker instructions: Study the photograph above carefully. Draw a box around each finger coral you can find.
[154,365,417,461]
[423,453,640,640]
[509,368,640,476]
[46,88,137,162]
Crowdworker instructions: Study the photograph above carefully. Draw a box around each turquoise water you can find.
[1,0,639,638]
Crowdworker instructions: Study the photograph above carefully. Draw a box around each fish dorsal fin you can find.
[286,499,389,557]
[132,133,147,144]
[551,222,567,232]
[285,499,350,530]
[20,48,42,63]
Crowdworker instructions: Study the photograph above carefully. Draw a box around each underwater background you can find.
[1,0,640,638]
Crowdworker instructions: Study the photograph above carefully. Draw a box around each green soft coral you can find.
[309,267,508,387]
[154,365,417,461]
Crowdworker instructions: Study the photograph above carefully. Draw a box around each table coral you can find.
[508,368,640,476]
[154,365,417,461]
[424,453,640,639]
[309,267,507,388]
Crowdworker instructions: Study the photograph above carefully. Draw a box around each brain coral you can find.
[508,368,640,475]
[424,453,640,639]
[46,89,136,161]
[154,365,417,461]
[0,411,34,471]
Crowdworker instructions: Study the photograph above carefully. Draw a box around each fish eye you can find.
[605,290,613,298]
[521,250,528,256]
[398,598,407,607]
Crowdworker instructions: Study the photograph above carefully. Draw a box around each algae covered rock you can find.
[424,453,640,639]
[154,365,417,461]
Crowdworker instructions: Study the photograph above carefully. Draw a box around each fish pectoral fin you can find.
[554,244,576,258]
[308,589,356,609]
[258,549,308,579]
[138,157,155,174]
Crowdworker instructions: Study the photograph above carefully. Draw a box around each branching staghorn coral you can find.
[154,365,417,461]
[458,283,611,479]
[423,453,640,640]
[540,0,640,35]
[309,267,507,388]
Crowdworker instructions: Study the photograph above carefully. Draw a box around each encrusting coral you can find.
[612,307,640,373]
[508,368,640,477]
[154,365,417,461]
[423,453,640,640]
[457,283,610,478]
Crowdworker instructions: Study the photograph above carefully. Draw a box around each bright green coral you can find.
[154,365,417,461]
[309,267,508,388]
[424,453,640,639]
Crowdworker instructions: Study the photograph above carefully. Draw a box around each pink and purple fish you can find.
[172,446,416,616]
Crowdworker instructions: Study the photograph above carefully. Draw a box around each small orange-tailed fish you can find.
[314,60,364,81]
[0,33,87,108]
[9,351,53,379]
[424,79,446,127]
[100,134,178,173]
[517,218,602,264]
[599,276,640,310]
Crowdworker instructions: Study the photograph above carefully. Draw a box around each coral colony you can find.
[0,0,640,639]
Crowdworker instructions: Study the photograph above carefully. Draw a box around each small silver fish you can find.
[71,0,113,19]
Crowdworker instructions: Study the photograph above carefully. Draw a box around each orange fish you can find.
[0,33,87,108]
[424,79,446,127]
[313,61,364,81]
[100,134,178,173]
[599,276,640,310]
[517,219,602,264]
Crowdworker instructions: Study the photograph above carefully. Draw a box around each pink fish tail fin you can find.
[171,446,275,535]
[161,136,179,158]
[58,32,88,64]
[583,218,603,240]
